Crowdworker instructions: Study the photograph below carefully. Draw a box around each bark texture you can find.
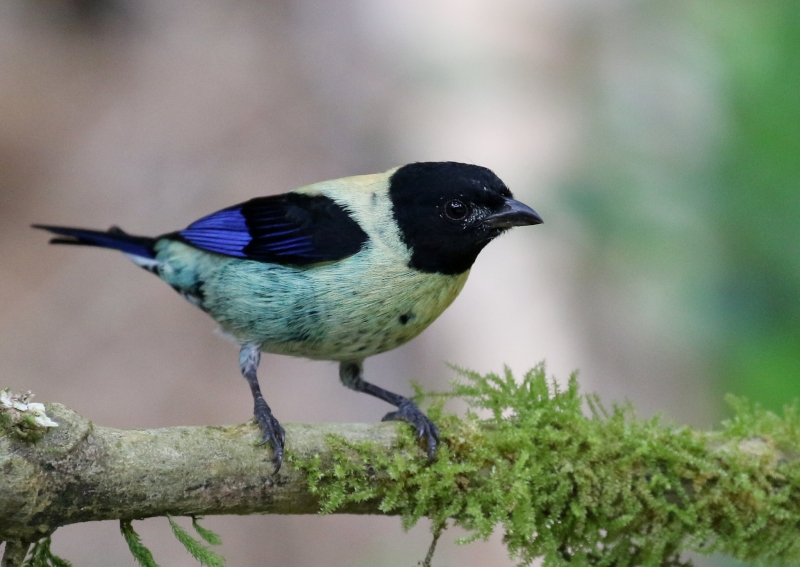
[0,403,397,545]
[2,393,800,567]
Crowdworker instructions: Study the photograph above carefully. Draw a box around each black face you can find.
[389,162,543,275]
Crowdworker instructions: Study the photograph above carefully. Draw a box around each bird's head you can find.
[389,162,543,275]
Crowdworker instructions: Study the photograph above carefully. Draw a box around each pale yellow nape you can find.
[294,167,411,263]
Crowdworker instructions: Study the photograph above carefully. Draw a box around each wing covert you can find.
[177,193,367,265]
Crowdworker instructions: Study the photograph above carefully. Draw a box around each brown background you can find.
[0,1,725,565]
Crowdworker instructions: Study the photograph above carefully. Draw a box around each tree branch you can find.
[0,403,398,543]
[3,368,800,566]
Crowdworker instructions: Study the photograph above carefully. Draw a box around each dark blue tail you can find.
[33,225,157,259]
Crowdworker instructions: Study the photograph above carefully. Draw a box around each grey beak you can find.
[484,198,543,229]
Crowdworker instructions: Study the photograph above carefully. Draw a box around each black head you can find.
[389,162,543,275]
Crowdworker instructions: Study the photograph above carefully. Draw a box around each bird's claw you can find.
[382,399,439,461]
[254,398,285,473]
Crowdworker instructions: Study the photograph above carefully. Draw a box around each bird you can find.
[34,161,543,472]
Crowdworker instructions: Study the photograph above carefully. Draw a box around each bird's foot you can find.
[253,398,286,473]
[382,399,439,461]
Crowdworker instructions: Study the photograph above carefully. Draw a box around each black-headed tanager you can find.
[35,161,543,471]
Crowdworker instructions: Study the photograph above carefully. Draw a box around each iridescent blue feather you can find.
[176,194,367,265]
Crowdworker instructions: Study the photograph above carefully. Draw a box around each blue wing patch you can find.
[176,193,368,265]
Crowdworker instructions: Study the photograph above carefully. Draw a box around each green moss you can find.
[117,517,226,567]
[167,516,225,567]
[191,516,223,546]
[120,520,160,567]
[21,536,72,567]
[290,365,800,566]
[0,412,46,443]
[0,390,54,443]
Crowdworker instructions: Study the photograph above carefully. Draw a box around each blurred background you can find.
[1,0,798,565]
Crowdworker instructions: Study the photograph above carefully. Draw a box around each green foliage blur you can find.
[566,1,800,412]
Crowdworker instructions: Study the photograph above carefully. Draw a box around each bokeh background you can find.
[1,0,798,565]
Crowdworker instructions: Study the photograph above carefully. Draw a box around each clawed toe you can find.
[254,399,285,472]
[382,400,439,461]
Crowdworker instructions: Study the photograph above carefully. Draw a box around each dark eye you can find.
[444,199,469,220]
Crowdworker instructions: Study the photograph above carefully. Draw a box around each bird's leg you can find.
[239,345,285,472]
[339,360,439,460]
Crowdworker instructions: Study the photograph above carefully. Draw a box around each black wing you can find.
[177,193,368,265]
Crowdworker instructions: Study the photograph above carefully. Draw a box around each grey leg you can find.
[240,345,285,472]
[339,360,439,460]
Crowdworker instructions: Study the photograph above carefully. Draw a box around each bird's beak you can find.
[484,198,543,228]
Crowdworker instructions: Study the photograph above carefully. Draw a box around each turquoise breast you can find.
[155,240,468,361]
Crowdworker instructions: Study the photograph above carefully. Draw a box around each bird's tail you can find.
[33,224,160,272]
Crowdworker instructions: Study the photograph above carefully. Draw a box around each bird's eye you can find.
[444,199,469,221]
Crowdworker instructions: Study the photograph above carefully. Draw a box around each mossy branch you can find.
[3,366,800,567]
